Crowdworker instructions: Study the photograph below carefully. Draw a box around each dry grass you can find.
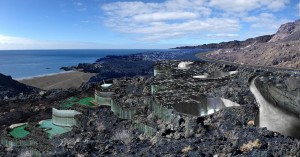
[181,145,192,153]
[240,139,261,153]
[247,120,255,126]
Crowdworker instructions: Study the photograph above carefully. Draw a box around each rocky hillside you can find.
[207,19,300,68]
[269,20,300,42]
[0,73,37,99]
[175,35,273,49]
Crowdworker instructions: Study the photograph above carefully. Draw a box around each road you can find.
[196,51,300,72]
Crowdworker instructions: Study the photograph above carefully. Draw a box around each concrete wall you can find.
[134,122,156,137]
[111,101,136,120]
[150,98,174,122]
[52,108,81,127]
[154,67,171,76]
[95,91,113,106]
[255,79,300,115]
[0,137,37,147]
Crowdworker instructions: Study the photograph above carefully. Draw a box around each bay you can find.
[0,49,168,79]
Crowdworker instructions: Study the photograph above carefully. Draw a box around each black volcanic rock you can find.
[61,63,102,72]
[60,66,76,71]
[61,50,202,82]
[77,63,102,73]
[89,59,155,82]
[0,73,37,98]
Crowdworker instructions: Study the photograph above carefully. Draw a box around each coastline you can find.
[19,71,96,90]
[16,70,75,81]
[11,49,195,91]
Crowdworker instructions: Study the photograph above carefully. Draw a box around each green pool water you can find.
[78,97,95,106]
[60,97,95,108]
[9,124,30,139]
[38,120,72,139]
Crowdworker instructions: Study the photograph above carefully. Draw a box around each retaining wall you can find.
[111,101,136,120]
[255,79,300,115]
[95,90,113,106]
[134,122,156,137]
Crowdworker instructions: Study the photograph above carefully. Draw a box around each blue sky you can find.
[0,0,299,49]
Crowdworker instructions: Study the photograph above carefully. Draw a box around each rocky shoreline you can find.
[61,49,203,82]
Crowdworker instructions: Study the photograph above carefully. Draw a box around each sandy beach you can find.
[19,71,97,90]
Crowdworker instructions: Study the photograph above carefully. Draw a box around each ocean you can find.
[0,49,171,80]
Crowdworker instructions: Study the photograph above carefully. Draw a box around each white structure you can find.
[193,73,209,79]
[52,108,82,127]
[193,71,238,79]
[101,83,112,88]
[229,71,238,75]
[101,80,112,88]
[95,91,113,106]
[154,69,158,76]
[178,61,193,70]
[221,98,240,107]
[9,122,28,129]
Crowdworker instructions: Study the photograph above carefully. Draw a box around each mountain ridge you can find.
[193,19,300,68]
[175,34,274,49]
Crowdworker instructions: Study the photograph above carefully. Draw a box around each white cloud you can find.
[80,20,89,23]
[209,0,289,12]
[132,12,199,22]
[74,1,87,11]
[75,2,83,6]
[101,0,242,41]
[296,2,300,18]
[0,34,37,45]
[101,0,291,42]
[0,34,104,50]
[243,13,290,35]
[206,33,239,38]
